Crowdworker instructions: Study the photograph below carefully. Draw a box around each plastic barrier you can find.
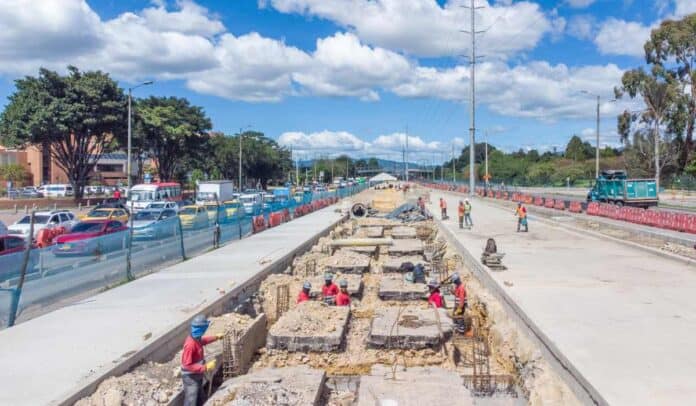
[544,198,555,209]
[252,215,266,233]
[586,202,599,215]
[568,201,582,213]
[268,212,283,228]
[533,196,543,206]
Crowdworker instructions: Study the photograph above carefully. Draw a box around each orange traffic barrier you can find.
[569,201,582,213]
[252,215,266,233]
[544,198,554,209]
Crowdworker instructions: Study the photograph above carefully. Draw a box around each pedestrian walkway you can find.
[429,192,696,405]
[0,206,344,406]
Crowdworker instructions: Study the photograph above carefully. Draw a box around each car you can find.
[52,220,127,256]
[178,205,209,229]
[145,201,179,212]
[8,210,77,240]
[6,188,20,199]
[20,187,43,198]
[131,209,178,240]
[239,194,262,215]
[85,185,104,195]
[79,207,129,223]
[202,203,222,223]
[222,200,242,218]
[0,235,27,256]
[43,184,74,197]
[0,220,8,235]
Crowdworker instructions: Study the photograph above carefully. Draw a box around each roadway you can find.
[429,191,696,405]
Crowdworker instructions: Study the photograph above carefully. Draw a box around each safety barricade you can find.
[534,196,544,206]
[294,206,303,218]
[268,212,283,228]
[252,215,266,233]
[687,216,696,234]
[554,200,565,210]
[503,192,509,200]
[282,208,291,222]
[586,202,599,215]
[568,201,582,213]
[544,198,555,209]
[524,195,533,204]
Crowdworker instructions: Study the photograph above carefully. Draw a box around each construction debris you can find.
[368,306,453,349]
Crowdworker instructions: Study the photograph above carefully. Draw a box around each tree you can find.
[0,67,126,199]
[0,163,29,185]
[565,135,592,161]
[134,97,212,181]
[367,157,380,169]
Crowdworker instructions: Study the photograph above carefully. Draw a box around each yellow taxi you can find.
[79,208,129,223]
[203,203,221,223]
[222,200,241,218]
[178,205,209,229]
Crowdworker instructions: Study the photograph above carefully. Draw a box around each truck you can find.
[587,170,658,208]
[195,180,236,205]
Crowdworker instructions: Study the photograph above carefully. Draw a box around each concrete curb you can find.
[434,217,608,406]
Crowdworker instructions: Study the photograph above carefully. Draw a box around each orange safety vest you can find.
[440,200,447,209]
[458,203,465,216]
[516,207,527,218]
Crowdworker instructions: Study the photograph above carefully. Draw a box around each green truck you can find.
[587,170,658,208]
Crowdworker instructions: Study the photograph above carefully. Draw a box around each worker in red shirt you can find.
[335,279,351,306]
[451,273,467,316]
[113,188,121,199]
[427,279,444,308]
[322,273,339,304]
[297,281,311,304]
[181,315,222,406]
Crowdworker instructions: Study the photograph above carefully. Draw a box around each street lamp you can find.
[127,81,153,192]
[238,125,252,191]
[581,90,616,178]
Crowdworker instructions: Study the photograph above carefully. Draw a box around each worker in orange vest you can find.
[515,203,528,232]
[439,198,448,220]
[457,201,465,229]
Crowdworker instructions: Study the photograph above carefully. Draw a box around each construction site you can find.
[2,184,695,406]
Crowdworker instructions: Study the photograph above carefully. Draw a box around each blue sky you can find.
[0,0,688,163]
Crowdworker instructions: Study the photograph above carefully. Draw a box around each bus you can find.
[127,182,182,212]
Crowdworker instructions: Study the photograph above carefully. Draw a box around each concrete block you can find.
[368,306,453,349]
[378,275,427,300]
[364,227,384,238]
[205,366,326,406]
[388,239,424,256]
[268,302,350,352]
[390,226,417,239]
[381,255,427,273]
[309,273,363,297]
[357,364,474,406]
[324,250,371,273]
[342,245,378,258]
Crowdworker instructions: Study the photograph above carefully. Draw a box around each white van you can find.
[43,184,74,197]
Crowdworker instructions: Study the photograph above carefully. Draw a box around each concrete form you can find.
[267,302,350,352]
[365,226,384,238]
[387,239,424,256]
[378,275,427,300]
[357,365,474,406]
[343,245,379,257]
[368,306,453,349]
[429,191,696,405]
[381,255,427,272]
[309,273,363,297]
[390,225,417,239]
[324,252,371,273]
[205,366,326,406]
[0,206,345,406]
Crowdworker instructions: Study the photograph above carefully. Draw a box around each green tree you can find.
[367,157,379,169]
[526,162,556,185]
[0,163,29,185]
[565,135,592,161]
[135,96,212,181]
[0,66,126,199]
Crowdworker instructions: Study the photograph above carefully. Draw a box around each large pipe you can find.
[329,238,394,247]
[351,203,367,217]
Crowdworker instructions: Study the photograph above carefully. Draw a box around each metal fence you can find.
[0,185,367,327]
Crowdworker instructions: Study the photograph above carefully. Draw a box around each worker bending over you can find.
[322,273,339,304]
[427,279,444,308]
[335,279,351,306]
[297,281,311,304]
[464,199,473,227]
[451,273,467,316]
[181,315,223,406]
[515,202,528,232]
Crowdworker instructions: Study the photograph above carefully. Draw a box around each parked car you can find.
[20,187,43,198]
[131,209,178,240]
[222,200,242,218]
[8,210,77,240]
[202,203,221,223]
[43,184,74,197]
[52,220,127,256]
[178,205,209,230]
[145,201,179,212]
[85,185,104,195]
[6,188,20,199]
[0,235,27,256]
[239,194,262,215]
[0,220,8,235]
[79,207,129,223]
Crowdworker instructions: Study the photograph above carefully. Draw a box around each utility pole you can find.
[595,95,600,178]
[484,130,489,187]
[405,126,409,182]
[452,144,456,183]
[402,144,406,181]
[463,0,484,195]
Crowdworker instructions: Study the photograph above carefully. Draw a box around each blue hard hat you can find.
[303,281,312,290]
[451,272,461,283]
[339,279,348,288]
[324,273,333,281]
[191,314,209,328]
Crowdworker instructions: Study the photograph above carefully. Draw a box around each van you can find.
[44,184,74,197]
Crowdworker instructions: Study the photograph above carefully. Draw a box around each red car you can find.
[0,235,28,256]
[52,220,128,256]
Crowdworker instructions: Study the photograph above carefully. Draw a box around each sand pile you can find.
[270,301,348,336]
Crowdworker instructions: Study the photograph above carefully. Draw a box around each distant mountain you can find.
[296,157,432,169]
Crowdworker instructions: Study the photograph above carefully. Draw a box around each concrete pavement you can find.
[430,192,696,405]
[0,205,344,406]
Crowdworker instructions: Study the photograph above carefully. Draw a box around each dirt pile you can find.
[208,313,253,336]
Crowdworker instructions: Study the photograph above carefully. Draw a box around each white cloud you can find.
[565,0,595,8]
[278,130,368,152]
[262,0,554,59]
[673,0,696,17]
[594,18,653,57]
[567,15,595,40]
[140,0,225,37]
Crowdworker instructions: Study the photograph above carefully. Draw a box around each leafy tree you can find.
[367,157,379,169]
[526,162,556,185]
[565,135,593,161]
[134,96,212,181]
[0,66,126,199]
[0,163,29,185]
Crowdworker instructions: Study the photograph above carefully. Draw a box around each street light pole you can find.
[238,125,251,191]
[581,91,616,179]
[484,130,488,187]
[127,81,153,193]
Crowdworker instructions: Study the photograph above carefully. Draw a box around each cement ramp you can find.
[429,192,696,405]
[0,206,344,406]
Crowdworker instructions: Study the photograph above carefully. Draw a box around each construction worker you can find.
[464,199,473,227]
[458,200,465,229]
[297,281,311,304]
[181,315,223,406]
[417,197,426,215]
[335,279,351,306]
[439,198,448,220]
[427,279,444,308]
[451,273,467,316]
[515,202,528,232]
[322,273,339,304]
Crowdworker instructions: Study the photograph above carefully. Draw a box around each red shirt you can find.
[335,291,351,306]
[322,283,339,297]
[181,335,215,374]
[113,190,121,199]
[297,290,310,304]
[454,283,467,306]
[428,291,444,308]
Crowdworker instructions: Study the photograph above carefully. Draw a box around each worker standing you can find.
[181,315,223,406]
[335,279,351,306]
[427,279,444,308]
[417,197,426,215]
[451,273,467,316]
[297,281,311,304]
[458,201,465,229]
[322,273,339,304]
[464,199,473,227]
[515,202,528,232]
[439,198,448,220]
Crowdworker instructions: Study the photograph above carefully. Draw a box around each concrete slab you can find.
[381,255,427,272]
[390,225,417,239]
[368,306,453,349]
[309,273,363,297]
[205,366,326,406]
[0,206,344,406]
[378,275,428,300]
[343,245,378,257]
[365,227,384,238]
[428,191,696,405]
[388,239,424,256]
[267,301,350,352]
[357,364,474,406]
[324,251,371,273]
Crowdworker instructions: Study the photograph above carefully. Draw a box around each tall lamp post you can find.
[581,91,616,178]
[238,125,252,191]
[127,81,153,193]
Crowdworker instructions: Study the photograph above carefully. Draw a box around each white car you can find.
[8,210,77,240]
[145,201,179,212]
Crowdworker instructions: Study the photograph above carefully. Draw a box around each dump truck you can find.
[195,180,235,205]
[587,170,658,208]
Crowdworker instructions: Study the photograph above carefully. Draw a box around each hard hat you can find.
[324,273,333,281]
[451,272,461,283]
[303,281,312,290]
[427,279,440,289]
[339,279,348,288]
[191,314,209,328]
